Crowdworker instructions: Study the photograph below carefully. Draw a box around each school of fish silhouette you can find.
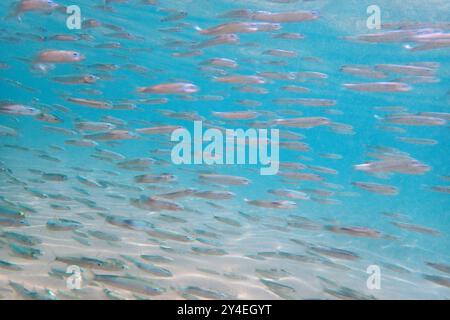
[0,0,449,300]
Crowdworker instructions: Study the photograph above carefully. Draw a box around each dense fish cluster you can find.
[0,0,449,299]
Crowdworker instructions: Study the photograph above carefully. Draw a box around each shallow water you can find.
[0,0,449,300]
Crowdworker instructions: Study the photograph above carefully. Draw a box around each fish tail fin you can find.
[4,11,21,22]
[268,119,277,127]
[339,36,354,41]
[46,249,59,265]
[55,5,67,14]
[83,269,96,283]
[311,10,320,18]
[4,3,21,22]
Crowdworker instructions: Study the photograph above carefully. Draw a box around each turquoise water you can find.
[0,0,449,299]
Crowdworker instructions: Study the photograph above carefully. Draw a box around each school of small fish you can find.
[0,0,449,300]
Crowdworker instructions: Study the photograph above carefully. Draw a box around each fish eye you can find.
[72,52,79,57]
